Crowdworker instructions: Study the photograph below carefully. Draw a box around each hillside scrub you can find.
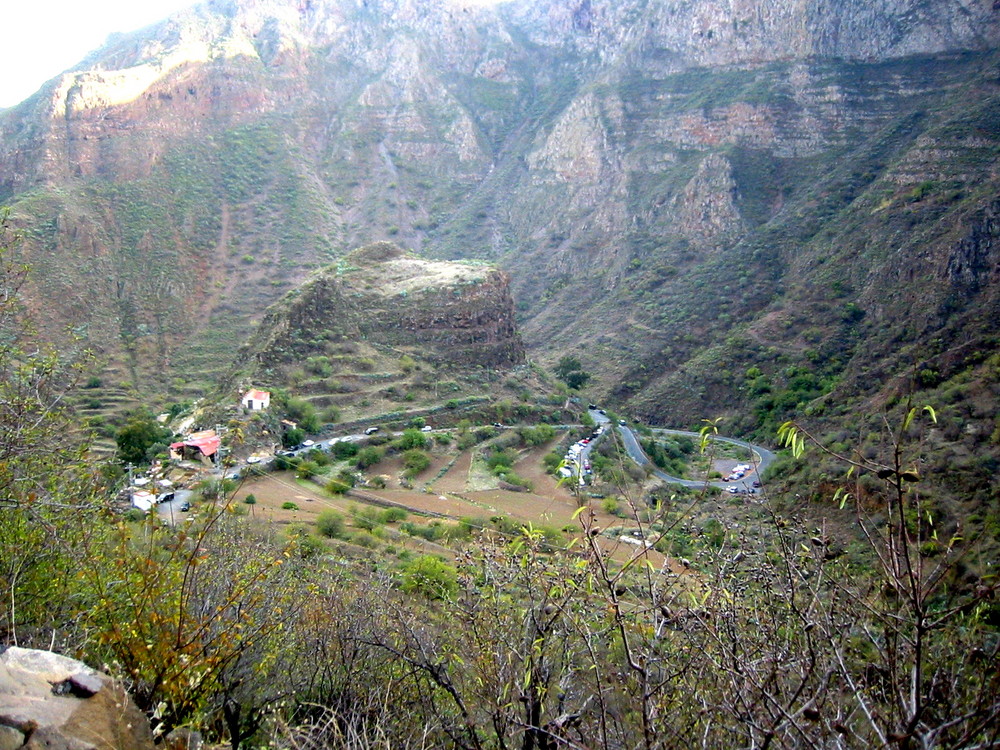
[1,221,997,748]
[5,424,1000,747]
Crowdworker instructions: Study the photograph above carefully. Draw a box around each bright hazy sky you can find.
[1,0,197,108]
[1,0,505,109]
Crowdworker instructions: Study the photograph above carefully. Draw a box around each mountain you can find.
[1,0,998,474]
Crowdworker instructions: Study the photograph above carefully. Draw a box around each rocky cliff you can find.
[238,241,524,379]
[0,0,997,454]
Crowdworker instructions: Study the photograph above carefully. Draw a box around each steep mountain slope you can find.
[0,0,997,460]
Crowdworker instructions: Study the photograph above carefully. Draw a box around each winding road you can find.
[588,409,775,491]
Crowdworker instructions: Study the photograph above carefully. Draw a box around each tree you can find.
[115,414,172,465]
[554,355,591,390]
[282,426,304,449]
[316,510,345,538]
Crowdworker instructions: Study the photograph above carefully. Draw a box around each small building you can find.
[242,389,271,411]
[131,490,155,512]
[169,430,222,464]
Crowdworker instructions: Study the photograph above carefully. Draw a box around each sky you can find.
[1,0,198,108]
[1,0,506,109]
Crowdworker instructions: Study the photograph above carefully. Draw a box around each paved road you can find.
[613,421,775,491]
[156,489,194,525]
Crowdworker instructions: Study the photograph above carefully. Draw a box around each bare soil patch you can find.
[428,450,471,493]
[233,472,348,525]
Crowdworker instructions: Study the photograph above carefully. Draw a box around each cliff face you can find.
[505,0,999,67]
[242,242,524,377]
[0,0,997,443]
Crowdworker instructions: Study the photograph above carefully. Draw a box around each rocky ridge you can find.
[0,0,996,450]
[236,241,524,383]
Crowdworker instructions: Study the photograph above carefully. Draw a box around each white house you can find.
[242,389,271,411]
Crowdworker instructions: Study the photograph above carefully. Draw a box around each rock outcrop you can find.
[242,242,525,372]
[0,647,154,750]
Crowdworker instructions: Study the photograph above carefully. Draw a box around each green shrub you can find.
[296,460,319,479]
[281,502,299,510]
[400,555,458,600]
[486,448,517,474]
[244,494,256,505]
[396,429,429,451]
[316,510,346,538]
[331,441,359,460]
[403,449,431,476]
[356,446,385,469]
[325,478,350,495]
[381,507,408,524]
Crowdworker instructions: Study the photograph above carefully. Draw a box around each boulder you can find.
[0,647,154,750]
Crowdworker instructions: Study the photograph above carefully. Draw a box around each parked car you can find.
[179,501,190,512]
[302,439,315,447]
[364,426,380,435]
[421,425,433,432]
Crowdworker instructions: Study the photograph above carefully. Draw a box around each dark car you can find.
[179,501,190,512]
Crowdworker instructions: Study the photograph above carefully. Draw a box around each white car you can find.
[421,425,433,432]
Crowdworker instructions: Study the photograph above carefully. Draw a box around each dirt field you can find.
[228,435,669,566]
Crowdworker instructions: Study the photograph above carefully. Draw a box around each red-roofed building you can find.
[242,389,271,411]
[169,430,222,464]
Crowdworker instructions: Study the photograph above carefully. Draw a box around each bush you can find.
[325,478,350,495]
[356,446,385,469]
[402,449,431,476]
[316,510,346,539]
[350,531,379,548]
[244,494,256,505]
[486,448,517,474]
[498,470,533,490]
[331,441,359,460]
[274,453,299,471]
[381,507,408,524]
[296,460,319,479]
[400,555,458,600]
[520,424,556,446]
[354,506,381,532]
[281,502,299,510]
[396,429,429,451]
